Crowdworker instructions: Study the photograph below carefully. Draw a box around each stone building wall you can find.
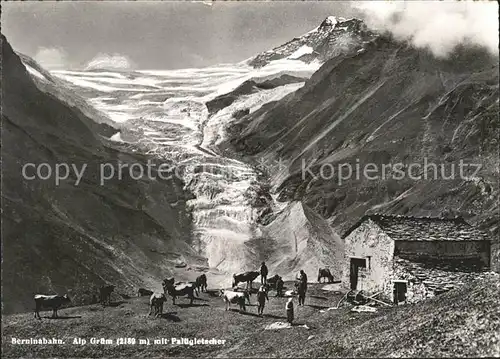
[392,257,494,304]
[342,219,394,294]
[395,240,490,267]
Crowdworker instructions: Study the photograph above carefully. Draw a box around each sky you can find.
[2,1,497,70]
[1,1,356,70]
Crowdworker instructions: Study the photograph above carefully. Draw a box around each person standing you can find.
[259,262,268,285]
[275,277,284,297]
[257,285,269,316]
[298,269,308,306]
[299,270,308,287]
[286,297,294,325]
[297,281,306,306]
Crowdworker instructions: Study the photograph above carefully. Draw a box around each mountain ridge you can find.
[248,16,378,68]
[226,34,499,270]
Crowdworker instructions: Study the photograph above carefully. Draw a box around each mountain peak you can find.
[320,15,341,28]
[248,16,377,68]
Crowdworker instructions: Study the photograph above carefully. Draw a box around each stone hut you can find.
[341,214,493,304]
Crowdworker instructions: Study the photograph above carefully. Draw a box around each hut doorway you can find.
[393,280,408,304]
[349,257,366,290]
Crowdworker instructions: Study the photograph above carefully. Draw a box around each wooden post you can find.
[336,292,349,309]
[361,293,392,307]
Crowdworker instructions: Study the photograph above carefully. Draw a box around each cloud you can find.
[84,53,135,71]
[33,47,68,69]
[353,1,499,58]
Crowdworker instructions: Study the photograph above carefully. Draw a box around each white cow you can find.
[219,289,249,312]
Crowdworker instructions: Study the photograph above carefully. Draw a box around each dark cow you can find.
[148,292,167,317]
[34,294,71,320]
[195,274,208,293]
[219,289,248,312]
[175,280,199,297]
[267,274,282,289]
[99,285,115,306]
[232,271,260,290]
[137,288,154,297]
[190,282,200,297]
[318,268,334,283]
[162,278,195,305]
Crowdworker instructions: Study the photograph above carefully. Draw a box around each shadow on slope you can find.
[1,34,205,314]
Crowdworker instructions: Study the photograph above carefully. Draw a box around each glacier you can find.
[50,60,319,282]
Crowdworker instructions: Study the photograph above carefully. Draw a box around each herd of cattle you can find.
[32,268,336,320]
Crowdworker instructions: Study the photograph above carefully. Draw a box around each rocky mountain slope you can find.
[1,35,205,313]
[257,201,345,281]
[227,34,499,270]
[17,52,118,137]
[206,74,307,116]
[248,16,377,68]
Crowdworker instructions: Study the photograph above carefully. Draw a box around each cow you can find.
[148,292,167,318]
[137,288,154,297]
[162,278,195,305]
[317,268,334,283]
[267,274,282,289]
[219,289,249,312]
[232,271,260,290]
[232,287,252,304]
[195,274,208,293]
[175,280,199,297]
[99,285,115,306]
[34,294,71,320]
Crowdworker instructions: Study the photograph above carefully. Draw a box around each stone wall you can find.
[491,241,500,274]
[395,240,490,268]
[392,257,494,304]
[342,219,394,294]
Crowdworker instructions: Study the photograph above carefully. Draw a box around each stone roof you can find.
[342,214,492,241]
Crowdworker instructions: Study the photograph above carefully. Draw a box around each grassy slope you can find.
[2,277,499,358]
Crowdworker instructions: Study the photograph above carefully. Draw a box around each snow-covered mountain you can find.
[5,13,497,315]
[41,47,327,287]
[248,16,378,68]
